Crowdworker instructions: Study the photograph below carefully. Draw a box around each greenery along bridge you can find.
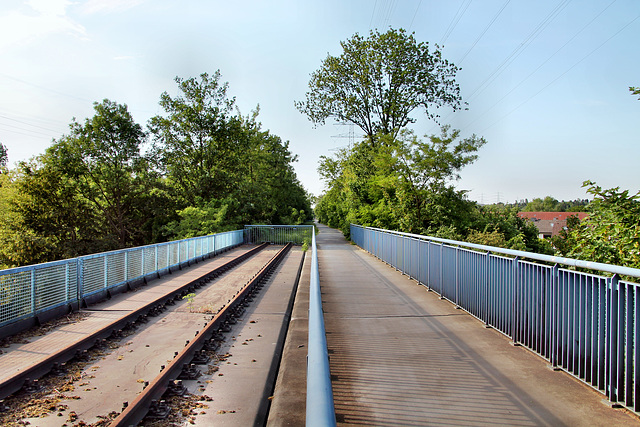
[2,224,640,425]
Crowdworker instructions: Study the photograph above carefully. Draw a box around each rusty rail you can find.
[0,243,268,401]
[111,243,293,426]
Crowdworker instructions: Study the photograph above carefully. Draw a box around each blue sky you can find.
[1,0,638,204]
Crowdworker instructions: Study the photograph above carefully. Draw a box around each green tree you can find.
[560,181,640,268]
[382,127,486,233]
[296,28,463,143]
[523,196,560,212]
[149,71,246,206]
[45,99,154,248]
[316,126,485,237]
[0,142,7,169]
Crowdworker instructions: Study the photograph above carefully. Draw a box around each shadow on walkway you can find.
[317,223,638,426]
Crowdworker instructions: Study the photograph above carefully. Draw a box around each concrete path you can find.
[317,224,638,426]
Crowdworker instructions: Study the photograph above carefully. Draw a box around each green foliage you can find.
[296,28,463,142]
[0,72,312,268]
[182,292,196,312]
[149,72,312,239]
[316,126,486,239]
[558,181,640,268]
[0,142,7,169]
[162,199,234,239]
[521,196,588,212]
[149,72,244,205]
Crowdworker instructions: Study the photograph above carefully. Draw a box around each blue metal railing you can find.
[306,229,337,426]
[0,230,244,330]
[351,224,640,412]
[244,224,313,245]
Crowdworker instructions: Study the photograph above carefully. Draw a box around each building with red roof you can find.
[518,212,589,239]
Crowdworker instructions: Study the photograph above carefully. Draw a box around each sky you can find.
[0,0,638,205]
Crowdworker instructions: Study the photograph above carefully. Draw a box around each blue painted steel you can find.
[244,224,313,245]
[0,230,243,328]
[350,223,640,411]
[306,229,337,427]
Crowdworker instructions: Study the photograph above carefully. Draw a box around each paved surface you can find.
[267,247,310,426]
[191,248,305,426]
[316,224,639,426]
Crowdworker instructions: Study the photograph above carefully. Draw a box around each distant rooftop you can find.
[518,212,589,239]
[518,212,589,221]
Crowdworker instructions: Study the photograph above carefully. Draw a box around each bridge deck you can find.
[316,224,637,426]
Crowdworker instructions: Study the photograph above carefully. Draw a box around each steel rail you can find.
[306,231,336,426]
[110,243,293,426]
[356,224,640,279]
[0,243,268,401]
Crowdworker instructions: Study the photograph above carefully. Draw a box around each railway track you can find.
[0,243,302,426]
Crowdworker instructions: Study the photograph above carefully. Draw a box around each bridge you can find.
[0,224,638,425]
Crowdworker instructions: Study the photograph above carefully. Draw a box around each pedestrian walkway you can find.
[316,224,637,426]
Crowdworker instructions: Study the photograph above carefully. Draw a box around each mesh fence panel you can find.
[143,247,156,275]
[127,250,142,280]
[106,252,125,288]
[35,264,76,311]
[82,257,105,295]
[0,271,32,323]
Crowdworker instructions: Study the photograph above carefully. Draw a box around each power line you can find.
[0,113,65,134]
[460,0,618,133]
[0,72,93,104]
[457,0,511,65]
[369,0,378,30]
[465,0,572,102]
[0,122,54,138]
[479,11,640,133]
[440,0,472,45]
[408,0,423,32]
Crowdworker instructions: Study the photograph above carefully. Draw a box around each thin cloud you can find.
[80,0,147,15]
[0,0,86,52]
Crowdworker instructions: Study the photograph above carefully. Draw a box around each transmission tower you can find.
[331,121,357,149]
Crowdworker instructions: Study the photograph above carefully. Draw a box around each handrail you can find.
[355,224,640,279]
[350,223,640,411]
[306,230,337,426]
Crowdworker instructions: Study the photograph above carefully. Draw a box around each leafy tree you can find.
[381,127,486,233]
[47,99,152,248]
[559,181,640,268]
[472,205,554,254]
[0,142,7,169]
[296,28,463,143]
[149,72,246,206]
[151,73,312,239]
[522,196,588,212]
[316,125,485,237]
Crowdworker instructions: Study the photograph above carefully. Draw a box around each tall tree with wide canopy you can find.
[296,28,463,142]
[149,71,246,206]
[46,99,152,248]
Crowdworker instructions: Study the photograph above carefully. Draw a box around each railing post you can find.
[607,274,620,402]
[484,251,491,326]
[65,262,70,303]
[511,256,521,345]
[455,247,460,308]
[426,241,431,291]
[439,243,444,297]
[550,264,559,368]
